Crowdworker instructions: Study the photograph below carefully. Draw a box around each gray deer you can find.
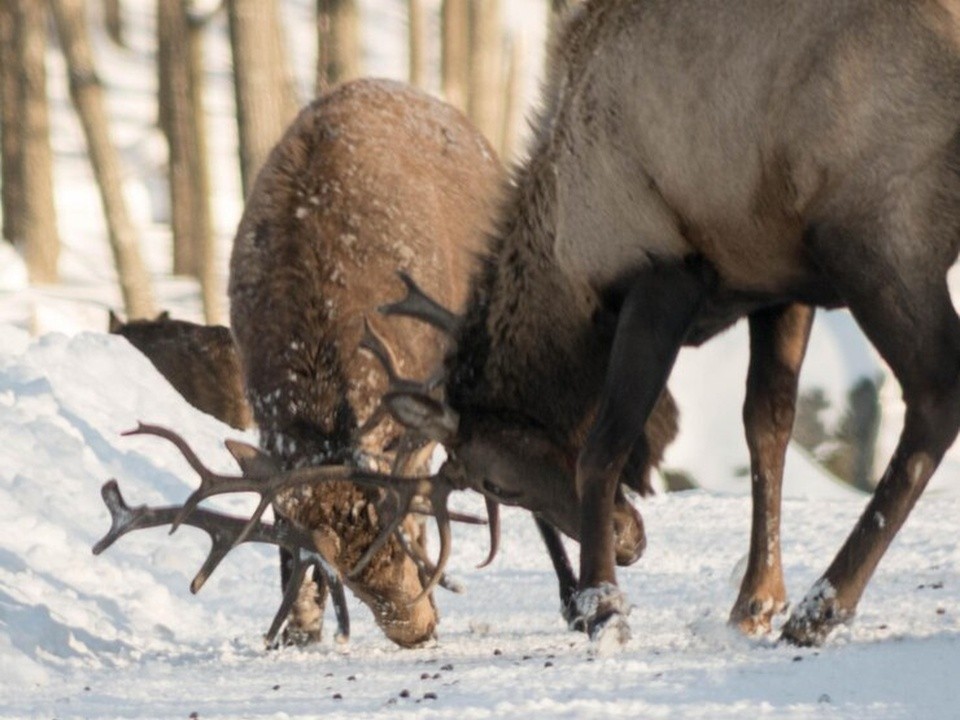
[366,0,960,647]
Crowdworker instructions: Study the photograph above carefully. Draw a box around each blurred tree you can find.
[408,0,426,88]
[102,0,123,46]
[440,0,468,112]
[500,33,523,161]
[315,0,360,95]
[158,0,219,322]
[825,377,881,492]
[0,0,23,247]
[226,0,299,196]
[467,0,503,151]
[2,0,60,282]
[51,0,155,317]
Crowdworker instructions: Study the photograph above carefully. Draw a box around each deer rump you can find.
[372,0,960,647]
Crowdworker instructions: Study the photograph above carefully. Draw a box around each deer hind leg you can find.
[730,302,814,635]
[535,517,581,628]
[781,221,960,646]
[575,259,712,642]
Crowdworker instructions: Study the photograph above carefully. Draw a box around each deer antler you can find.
[379,271,461,336]
[97,423,490,621]
[359,301,504,578]
[93,479,338,646]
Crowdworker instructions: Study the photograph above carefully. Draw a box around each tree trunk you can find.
[103,0,123,46]
[227,0,299,197]
[187,8,219,324]
[440,0,468,112]
[468,0,503,153]
[0,0,23,247]
[500,33,524,163]
[13,0,60,282]
[407,0,426,89]
[51,0,155,317]
[315,0,360,96]
[158,0,200,277]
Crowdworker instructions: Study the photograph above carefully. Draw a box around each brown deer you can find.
[109,311,253,431]
[95,77,679,646]
[366,0,960,647]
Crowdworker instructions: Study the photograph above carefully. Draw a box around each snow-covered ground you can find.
[2,1,960,718]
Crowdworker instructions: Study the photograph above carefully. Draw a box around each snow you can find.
[2,1,960,718]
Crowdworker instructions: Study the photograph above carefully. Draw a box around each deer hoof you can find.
[729,594,787,636]
[589,610,632,652]
[571,584,632,647]
[779,580,853,647]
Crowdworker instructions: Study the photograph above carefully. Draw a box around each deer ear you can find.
[156,310,171,322]
[108,310,123,333]
[383,391,459,443]
[225,439,279,475]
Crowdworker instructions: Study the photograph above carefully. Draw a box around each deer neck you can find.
[448,137,612,446]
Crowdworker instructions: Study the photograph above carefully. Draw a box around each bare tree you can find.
[0,0,22,247]
[315,0,361,95]
[227,0,299,196]
[440,0,468,112]
[51,0,155,317]
[408,0,426,88]
[5,0,60,281]
[157,0,219,322]
[467,0,504,152]
[500,33,524,162]
[187,7,219,323]
[102,0,123,46]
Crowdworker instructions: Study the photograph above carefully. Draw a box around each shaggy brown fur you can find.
[385,0,960,646]
[109,311,252,431]
[229,79,502,647]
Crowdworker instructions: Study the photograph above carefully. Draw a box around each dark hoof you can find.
[570,584,632,648]
[561,598,587,632]
[779,581,852,647]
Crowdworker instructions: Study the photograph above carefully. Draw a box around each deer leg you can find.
[575,260,712,641]
[782,224,960,645]
[730,302,814,635]
[277,523,350,646]
[535,517,581,628]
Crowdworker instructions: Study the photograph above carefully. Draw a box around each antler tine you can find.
[475,497,501,569]
[93,480,315,593]
[125,422,426,551]
[411,467,500,601]
[347,490,407,579]
[346,476,487,582]
[95,480,353,647]
[395,524,465,594]
[379,271,461,336]
[123,423,267,533]
[409,500,452,605]
[358,317,430,395]
[93,479,167,555]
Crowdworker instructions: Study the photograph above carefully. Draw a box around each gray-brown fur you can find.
[385,0,960,646]
[109,311,252,431]
[229,79,501,647]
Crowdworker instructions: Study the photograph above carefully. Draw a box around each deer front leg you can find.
[574,260,712,644]
[730,303,814,635]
